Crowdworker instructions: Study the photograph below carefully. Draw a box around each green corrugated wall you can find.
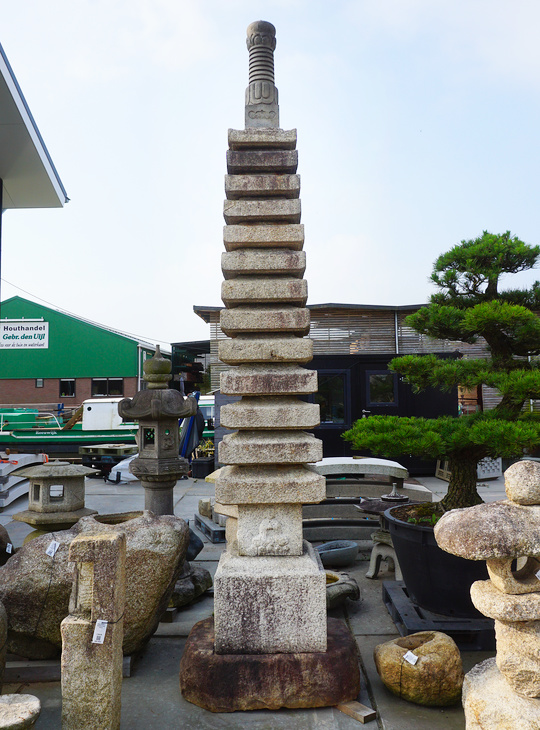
[0,297,139,378]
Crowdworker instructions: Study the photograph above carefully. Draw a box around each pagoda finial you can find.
[143,345,172,390]
[245,20,279,129]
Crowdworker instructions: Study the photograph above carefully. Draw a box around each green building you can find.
[0,296,160,409]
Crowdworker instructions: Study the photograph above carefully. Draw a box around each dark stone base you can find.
[179,616,360,713]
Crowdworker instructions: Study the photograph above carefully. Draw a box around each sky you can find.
[1,0,540,347]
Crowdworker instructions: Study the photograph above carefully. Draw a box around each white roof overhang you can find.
[0,43,68,209]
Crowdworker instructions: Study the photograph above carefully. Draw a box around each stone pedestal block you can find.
[179,616,360,713]
[463,657,540,729]
[223,224,304,250]
[214,541,326,654]
[216,464,325,504]
[218,335,313,364]
[225,174,300,199]
[220,397,319,430]
[220,364,317,395]
[223,199,301,224]
[237,503,303,556]
[228,127,297,149]
[219,430,323,465]
[221,277,307,306]
[226,149,298,174]
[220,306,310,335]
[222,249,306,278]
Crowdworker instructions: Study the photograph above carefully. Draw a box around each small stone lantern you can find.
[13,461,97,531]
[118,346,197,515]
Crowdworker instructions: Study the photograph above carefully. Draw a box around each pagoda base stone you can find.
[13,508,97,531]
[463,657,540,728]
[179,616,360,713]
[214,541,326,653]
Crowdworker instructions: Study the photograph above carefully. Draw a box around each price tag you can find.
[5,543,12,554]
[92,620,108,644]
[403,650,418,665]
[46,541,60,558]
[535,569,540,581]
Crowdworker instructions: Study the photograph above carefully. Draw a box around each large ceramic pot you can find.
[385,505,488,618]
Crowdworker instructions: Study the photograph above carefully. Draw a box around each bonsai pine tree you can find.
[343,231,540,511]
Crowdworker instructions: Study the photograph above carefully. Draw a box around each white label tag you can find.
[5,543,12,554]
[92,620,108,644]
[403,650,418,665]
[535,569,540,581]
[45,541,60,557]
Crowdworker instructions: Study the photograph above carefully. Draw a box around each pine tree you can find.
[343,231,540,510]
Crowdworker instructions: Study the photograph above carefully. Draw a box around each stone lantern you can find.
[118,346,197,515]
[13,461,97,531]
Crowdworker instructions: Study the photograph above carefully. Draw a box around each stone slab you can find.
[221,277,307,307]
[219,430,323,465]
[220,364,317,395]
[213,541,326,653]
[225,174,300,199]
[179,616,360,713]
[220,397,319,430]
[216,464,325,504]
[237,503,303,556]
[218,335,313,364]
[228,127,297,149]
[220,306,310,336]
[222,250,306,279]
[223,224,304,250]
[223,199,301,224]
[227,150,298,174]
[463,657,540,729]
[313,457,408,480]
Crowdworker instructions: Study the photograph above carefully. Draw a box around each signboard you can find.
[0,320,49,349]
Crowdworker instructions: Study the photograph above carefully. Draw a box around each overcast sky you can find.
[1,0,540,347]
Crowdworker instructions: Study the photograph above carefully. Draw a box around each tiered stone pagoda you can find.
[179,20,360,712]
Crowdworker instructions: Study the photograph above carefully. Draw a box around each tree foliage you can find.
[343,231,540,510]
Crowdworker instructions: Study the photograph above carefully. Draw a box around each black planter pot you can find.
[385,506,489,618]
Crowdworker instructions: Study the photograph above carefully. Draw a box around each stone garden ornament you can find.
[435,459,540,728]
[179,20,360,712]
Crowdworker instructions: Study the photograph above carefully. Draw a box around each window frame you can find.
[59,379,76,398]
[366,370,398,407]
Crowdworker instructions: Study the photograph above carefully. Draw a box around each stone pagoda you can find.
[179,20,360,712]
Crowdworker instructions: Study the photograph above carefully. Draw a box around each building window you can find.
[60,379,76,398]
[306,370,350,427]
[366,371,398,405]
[91,378,124,397]
[35,378,44,388]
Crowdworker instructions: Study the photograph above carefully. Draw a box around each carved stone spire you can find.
[245,20,279,129]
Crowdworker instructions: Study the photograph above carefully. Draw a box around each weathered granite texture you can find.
[15,462,95,514]
[0,524,12,566]
[61,531,125,730]
[374,631,463,706]
[216,464,325,504]
[181,19,358,712]
[236,503,303,556]
[463,657,540,729]
[180,617,360,712]
[214,541,326,654]
[0,694,41,729]
[0,600,6,691]
[0,512,189,659]
[437,459,540,723]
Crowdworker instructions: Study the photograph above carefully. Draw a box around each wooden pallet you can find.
[194,513,226,543]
